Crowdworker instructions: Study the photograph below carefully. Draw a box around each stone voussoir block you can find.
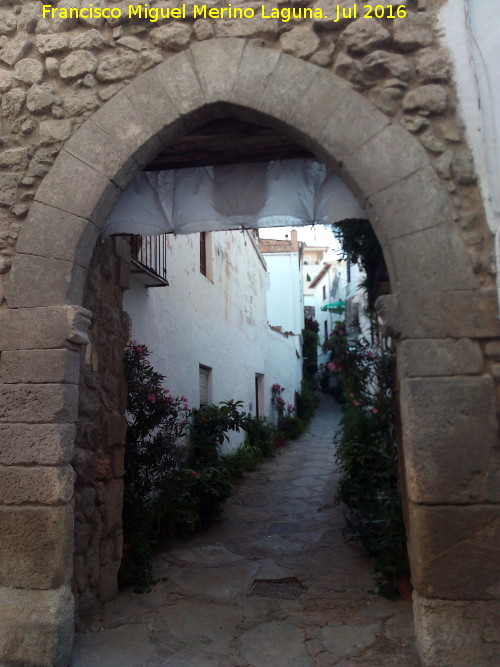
[408,503,500,601]
[0,504,73,588]
[366,165,456,241]
[400,376,499,504]
[258,52,319,127]
[2,348,81,384]
[341,122,430,200]
[34,150,121,227]
[0,465,75,505]
[396,290,500,339]
[4,253,87,308]
[0,306,90,351]
[231,42,281,114]
[413,594,500,667]
[0,423,75,466]
[190,38,246,105]
[289,66,390,168]
[386,222,478,293]
[16,201,99,268]
[398,338,484,378]
[89,91,163,184]
[63,118,139,192]
[154,50,206,117]
[122,67,182,147]
[0,384,79,424]
[0,585,74,667]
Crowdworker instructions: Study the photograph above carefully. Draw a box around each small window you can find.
[347,259,351,284]
[324,320,328,342]
[199,232,213,280]
[255,373,264,417]
[199,365,212,407]
[322,284,326,300]
[200,232,207,276]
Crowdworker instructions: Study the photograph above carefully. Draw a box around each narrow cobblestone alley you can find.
[72,394,418,667]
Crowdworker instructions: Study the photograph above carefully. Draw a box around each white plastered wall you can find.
[123,229,301,450]
[439,0,500,308]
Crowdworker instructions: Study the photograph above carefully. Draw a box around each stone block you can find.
[386,222,478,292]
[102,479,124,534]
[34,150,121,228]
[103,413,127,448]
[0,585,74,667]
[400,377,499,503]
[393,13,433,52]
[16,201,99,268]
[63,118,138,192]
[281,25,320,60]
[366,166,456,241]
[150,22,192,51]
[4,253,87,308]
[289,67,390,167]
[232,42,281,112]
[112,446,125,478]
[0,305,90,352]
[122,68,183,148]
[98,559,120,602]
[341,122,429,200]
[0,423,75,466]
[408,503,500,600]
[341,17,391,56]
[485,341,500,361]
[96,49,139,83]
[258,53,319,129]
[413,594,500,667]
[0,504,73,588]
[403,84,448,115]
[398,338,483,378]
[89,91,163,185]
[383,290,500,340]
[2,348,80,384]
[0,384,78,424]
[0,465,75,505]
[155,50,205,117]
[190,38,245,105]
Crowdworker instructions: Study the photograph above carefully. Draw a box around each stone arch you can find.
[2,40,499,666]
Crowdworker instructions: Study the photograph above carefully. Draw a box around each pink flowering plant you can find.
[323,324,408,597]
[122,342,196,590]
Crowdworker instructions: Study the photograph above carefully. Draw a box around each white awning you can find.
[103,158,366,237]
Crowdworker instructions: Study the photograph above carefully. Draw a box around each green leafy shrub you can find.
[187,400,246,469]
[328,339,409,597]
[221,442,262,477]
[121,342,190,591]
[242,414,278,458]
[295,378,318,422]
[279,415,306,440]
[194,466,234,527]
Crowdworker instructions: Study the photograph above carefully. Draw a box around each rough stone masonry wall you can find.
[0,1,499,665]
[73,236,129,625]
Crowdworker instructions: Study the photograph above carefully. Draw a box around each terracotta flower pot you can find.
[397,574,413,600]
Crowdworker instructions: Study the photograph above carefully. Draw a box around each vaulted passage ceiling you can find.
[145,118,314,170]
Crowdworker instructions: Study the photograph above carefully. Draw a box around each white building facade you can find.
[123,229,302,448]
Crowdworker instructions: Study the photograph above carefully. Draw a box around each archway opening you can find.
[72,109,406,635]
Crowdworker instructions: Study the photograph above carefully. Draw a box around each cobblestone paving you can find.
[73,394,418,666]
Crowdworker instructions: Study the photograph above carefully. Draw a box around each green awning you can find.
[320,300,345,314]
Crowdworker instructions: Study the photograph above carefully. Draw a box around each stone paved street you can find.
[72,394,418,666]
